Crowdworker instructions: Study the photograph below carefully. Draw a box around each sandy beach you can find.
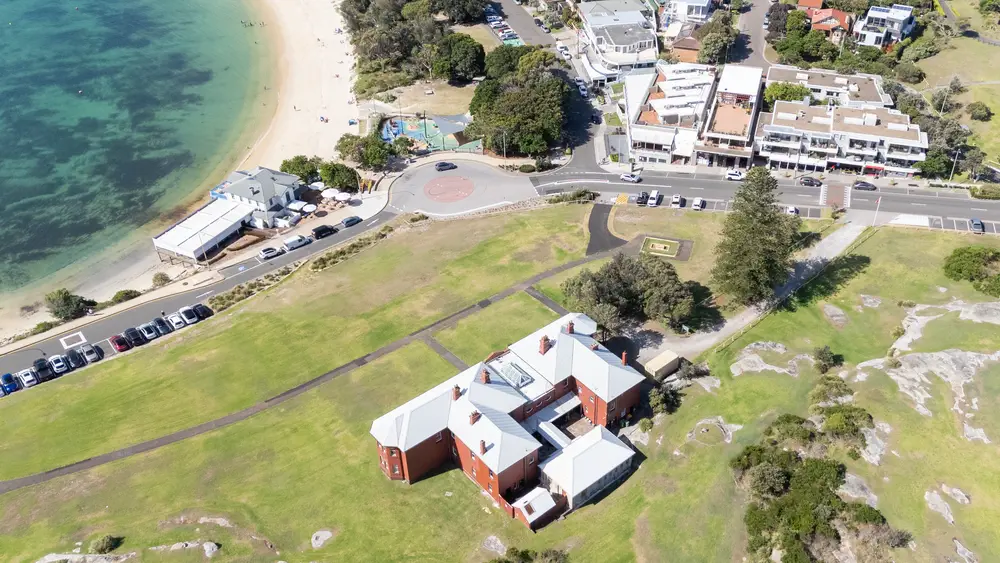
[0,0,359,342]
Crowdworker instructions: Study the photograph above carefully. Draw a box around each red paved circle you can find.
[424,176,475,202]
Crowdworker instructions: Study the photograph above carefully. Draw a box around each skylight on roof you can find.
[501,362,534,389]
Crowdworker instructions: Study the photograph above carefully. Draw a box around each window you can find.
[435,431,443,443]
[470,452,476,461]
[389,449,397,457]
[526,405,533,414]
[577,386,583,394]
[452,446,458,457]
[563,380,570,387]
[528,456,534,465]
[489,469,494,479]
[590,396,595,403]
[392,465,400,475]
[488,483,493,493]
[609,401,616,411]
[472,467,477,477]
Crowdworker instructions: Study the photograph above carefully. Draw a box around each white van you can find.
[647,190,660,207]
[282,234,311,252]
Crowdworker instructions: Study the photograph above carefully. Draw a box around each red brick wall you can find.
[607,383,642,425]
[576,379,608,426]
[453,435,502,500]
[517,378,575,421]
[400,429,452,483]
[376,442,406,481]
[497,451,538,499]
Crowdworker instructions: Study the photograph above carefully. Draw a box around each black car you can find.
[533,17,543,26]
[636,191,649,205]
[434,161,457,172]
[151,317,173,336]
[33,358,54,382]
[312,224,338,239]
[123,327,146,347]
[342,216,363,228]
[853,181,877,191]
[65,348,87,369]
[193,303,214,320]
[590,113,602,125]
[798,176,822,187]
[970,218,985,234]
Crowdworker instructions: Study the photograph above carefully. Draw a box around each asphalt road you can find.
[0,210,397,376]
[489,0,551,47]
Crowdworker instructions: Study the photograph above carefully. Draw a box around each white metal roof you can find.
[368,370,463,450]
[512,487,558,524]
[717,65,764,98]
[540,426,635,498]
[449,402,541,473]
[152,198,254,259]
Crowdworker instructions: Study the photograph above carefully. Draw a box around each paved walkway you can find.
[586,204,627,255]
[0,209,639,496]
[524,287,569,316]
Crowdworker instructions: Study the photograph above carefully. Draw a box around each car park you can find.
[80,344,102,363]
[16,369,38,388]
[193,303,214,319]
[151,317,173,336]
[852,180,877,191]
[312,224,338,239]
[725,169,744,181]
[342,216,363,228]
[33,358,54,382]
[619,173,641,183]
[647,190,660,207]
[971,218,985,234]
[139,323,160,341]
[636,191,649,205]
[282,234,311,252]
[167,313,187,330]
[48,355,70,375]
[65,349,87,369]
[110,335,131,353]
[785,206,799,215]
[1,373,19,394]
[123,327,146,347]
[435,161,457,171]
[798,176,822,187]
[178,306,200,325]
[258,247,282,260]
[670,194,684,208]
[692,197,705,210]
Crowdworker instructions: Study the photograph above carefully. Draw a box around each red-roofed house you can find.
[797,0,823,9]
[811,8,854,44]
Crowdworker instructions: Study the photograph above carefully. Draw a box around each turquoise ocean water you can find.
[0,0,271,292]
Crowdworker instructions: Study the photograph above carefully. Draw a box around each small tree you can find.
[697,32,733,64]
[813,345,837,374]
[746,462,789,498]
[639,418,654,432]
[110,289,142,305]
[948,76,965,94]
[151,272,171,288]
[320,161,362,191]
[967,101,993,121]
[279,154,323,181]
[44,288,91,321]
[894,62,924,84]
[89,535,123,554]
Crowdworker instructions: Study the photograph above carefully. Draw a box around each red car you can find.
[109,334,131,353]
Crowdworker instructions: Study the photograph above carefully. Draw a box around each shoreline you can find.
[0,0,359,341]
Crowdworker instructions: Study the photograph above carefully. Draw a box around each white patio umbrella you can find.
[309,181,325,190]
[321,188,339,199]
[334,192,353,202]
[302,204,318,214]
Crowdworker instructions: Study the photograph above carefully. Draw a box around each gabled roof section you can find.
[540,426,635,497]
[369,372,460,450]
[220,166,299,204]
[449,402,541,473]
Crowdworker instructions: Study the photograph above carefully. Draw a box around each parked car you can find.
[560,50,572,61]
[852,180,877,191]
[48,355,70,375]
[488,15,503,23]
[109,334,131,353]
[16,369,38,388]
[257,247,282,260]
[178,306,200,325]
[1,373,20,394]
[489,20,506,28]
[65,348,87,369]
[166,313,186,330]
[590,113,602,125]
[670,194,684,208]
[500,32,518,41]
[636,191,649,205]
[138,323,160,341]
[123,327,146,347]
[798,176,822,187]
[692,197,705,210]
[151,317,173,336]
[282,234,311,252]
[342,216,363,228]
[725,169,744,181]
[533,17,543,26]
[513,0,522,5]
[33,358,54,382]
[193,303,214,320]
[785,205,799,215]
[647,190,660,207]
[540,23,550,33]
[970,218,985,234]
[435,161,457,171]
[312,224,338,239]
[577,85,588,97]
[619,173,641,183]
[80,343,103,363]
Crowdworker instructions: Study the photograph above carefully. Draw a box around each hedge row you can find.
[971,184,1000,200]
[310,225,395,272]
[208,265,296,312]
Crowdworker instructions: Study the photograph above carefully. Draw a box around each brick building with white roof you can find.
[370,313,644,529]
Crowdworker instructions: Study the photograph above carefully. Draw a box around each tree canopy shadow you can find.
[780,254,871,311]
[684,280,726,332]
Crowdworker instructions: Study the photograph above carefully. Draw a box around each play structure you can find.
[380,115,477,152]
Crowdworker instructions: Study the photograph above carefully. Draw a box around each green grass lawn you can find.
[917,37,1000,85]
[433,292,560,365]
[0,206,590,481]
[640,236,680,257]
[603,112,623,126]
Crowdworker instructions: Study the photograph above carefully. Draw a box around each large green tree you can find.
[697,32,733,64]
[468,75,567,155]
[335,133,395,170]
[711,167,800,305]
[319,162,361,191]
[279,155,323,181]
[433,0,489,23]
[45,288,94,321]
[433,33,485,81]
[484,44,534,78]
[763,82,812,109]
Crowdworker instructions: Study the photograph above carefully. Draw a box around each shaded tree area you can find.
[763,82,812,110]
[695,11,738,63]
[489,547,569,563]
[280,154,364,190]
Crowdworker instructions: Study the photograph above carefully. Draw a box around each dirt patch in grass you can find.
[391,80,478,115]
[632,510,660,563]
[452,23,501,52]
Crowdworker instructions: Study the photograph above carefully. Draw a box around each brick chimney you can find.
[567,321,575,334]
[452,384,461,401]
[470,410,481,425]
[480,368,490,384]
[621,351,628,366]
[479,440,487,454]
[590,342,599,351]
[539,335,552,355]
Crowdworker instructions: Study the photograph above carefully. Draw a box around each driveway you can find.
[388,160,539,216]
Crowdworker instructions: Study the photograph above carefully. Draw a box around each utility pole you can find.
[502,130,507,162]
[949,147,961,182]
[871,196,882,226]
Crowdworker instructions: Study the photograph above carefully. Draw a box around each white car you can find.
[725,169,745,181]
[257,247,282,260]
[619,173,641,183]
[670,194,684,208]
[785,206,799,215]
[48,355,69,375]
[647,190,660,207]
[167,313,187,330]
[578,85,588,97]
[540,24,550,33]
[178,306,200,325]
[489,20,505,28]
[513,0,522,4]
[573,77,585,86]
[16,369,38,388]
[560,50,572,61]
[692,197,705,210]
[486,15,502,22]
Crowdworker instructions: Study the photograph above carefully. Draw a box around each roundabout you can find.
[388,159,539,216]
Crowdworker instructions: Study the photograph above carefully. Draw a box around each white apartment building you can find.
[622,62,716,167]
[663,0,713,26]
[696,64,763,168]
[852,4,915,47]
[754,101,928,177]
[578,0,659,82]
[765,65,893,109]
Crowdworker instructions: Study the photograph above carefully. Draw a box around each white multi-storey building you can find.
[754,101,928,177]
[578,0,659,82]
[695,64,763,168]
[663,0,713,26]
[765,66,893,109]
[852,4,915,47]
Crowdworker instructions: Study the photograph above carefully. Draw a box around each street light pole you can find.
[949,147,961,182]
[871,196,882,227]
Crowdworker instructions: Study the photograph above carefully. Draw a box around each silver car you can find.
[139,323,160,341]
[167,313,187,330]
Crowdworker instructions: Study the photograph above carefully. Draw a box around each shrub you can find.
[894,62,924,83]
[110,289,142,304]
[90,535,123,554]
[813,345,837,374]
[31,321,60,335]
[895,299,915,308]
[151,272,171,287]
[638,418,653,432]
[890,325,905,339]
[518,164,536,173]
[847,448,860,460]
[822,405,873,441]
[971,184,1000,199]
[808,375,852,405]
[844,502,886,525]
[967,101,992,121]
[974,274,1000,298]
[609,153,619,162]
[942,246,999,282]
[409,213,429,223]
[44,288,92,321]
[547,189,596,203]
[746,462,789,497]
[534,156,555,172]
[886,356,901,369]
